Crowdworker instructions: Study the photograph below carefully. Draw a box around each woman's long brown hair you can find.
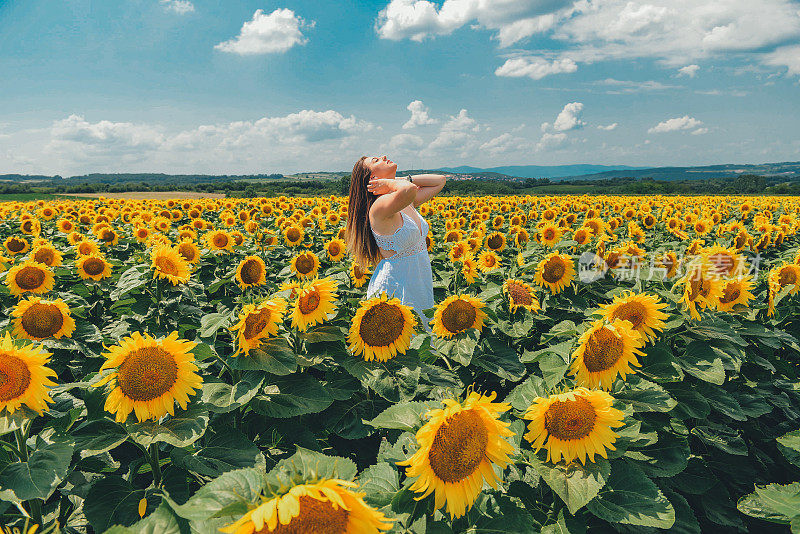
[345,156,382,268]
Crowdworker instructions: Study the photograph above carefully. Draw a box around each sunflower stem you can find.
[15,427,44,527]
[148,444,162,487]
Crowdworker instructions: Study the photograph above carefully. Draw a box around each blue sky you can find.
[1,0,799,175]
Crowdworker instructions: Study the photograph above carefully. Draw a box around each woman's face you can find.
[365,155,397,179]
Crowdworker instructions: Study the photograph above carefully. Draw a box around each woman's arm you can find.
[407,174,448,207]
[368,178,420,221]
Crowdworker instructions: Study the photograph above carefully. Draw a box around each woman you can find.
[345,155,447,333]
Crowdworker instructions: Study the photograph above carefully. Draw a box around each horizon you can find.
[1,1,799,176]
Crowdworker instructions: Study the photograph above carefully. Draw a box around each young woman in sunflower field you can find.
[2,194,800,533]
[345,155,447,334]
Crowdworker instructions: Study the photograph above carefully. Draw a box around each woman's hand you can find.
[367,178,397,195]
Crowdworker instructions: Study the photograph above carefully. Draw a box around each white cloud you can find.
[552,102,586,132]
[402,100,438,129]
[423,109,482,157]
[51,114,165,150]
[479,133,532,156]
[596,78,680,93]
[678,64,700,77]
[537,132,567,151]
[160,0,194,15]
[495,56,577,80]
[215,8,313,55]
[691,127,709,135]
[763,44,800,76]
[648,115,703,133]
[375,0,573,45]
[597,123,618,131]
[386,133,425,151]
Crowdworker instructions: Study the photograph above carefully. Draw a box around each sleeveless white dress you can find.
[367,207,435,334]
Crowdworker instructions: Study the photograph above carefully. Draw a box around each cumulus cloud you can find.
[551,102,586,132]
[51,114,165,151]
[495,56,577,80]
[423,109,482,157]
[763,44,800,76]
[536,132,567,151]
[691,127,709,135]
[402,100,438,129]
[678,64,700,77]
[375,0,573,45]
[160,0,194,15]
[648,115,703,133]
[597,123,618,131]
[479,133,532,156]
[386,133,425,151]
[215,8,313,55]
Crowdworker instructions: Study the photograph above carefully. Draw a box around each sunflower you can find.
[150,245,190,286]
[678,258,723,321]
[12,297,75,340]
[290,251,320,280]
[75,239,101,257]
[325,238,347,262]
[205,229,234,252]
[716,275,755,313]
[397,391,515,519]
[235,255,267,289]
[768,263,800,317]
[461,257,478,284]
[290,277,339,332]
[485,232,506,252]
[477,250,501,273]
[431,294,487,338]
[5,260,54,297]
[569,318,645,390]
[503,279,540,313]
[20,218,40,236]
[76,254,112,281]
[534,252,575,294]
[283,225,304,247]
[176,240,200,264]
[219,478,393,534]
[4,236,30,256]
[30,244,63,267]
[231,297,288,356]
[704,245,746,279]
[350,261,372,288]
[348,291,416,362]
[522,387,624,465]
[655,251,680,278]
[0,332,57,415]
[515,228,530,247]
[539,223,562,248]
[599,291,668,343]
[92,331,203,423]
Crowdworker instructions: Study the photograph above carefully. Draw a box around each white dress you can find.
[366,206,435,333]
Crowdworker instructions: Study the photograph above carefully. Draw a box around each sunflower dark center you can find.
[542,258,566,284]
[21,303,64,338]
[298,290,321,314]
[178,244,196,262]
[265,495,349,534]
[583,327,625,372]
[0,353,32,402]
[155,256,179,276]
[83,258,105,276]
[609,301,646,329]
[353,264,365,278]
[508,282,532,306]
[328,243,340,256]
[441,299,477,334]
[240,259,263,284]
[544,229,555,240]
[295,255,315,275]
[544,397,597,441]
[719,284,741,305]
[213,234,229,248]
[487,235,502,249]
[358,302,404,347]
[428,409,488,483]
[243,308,272,340]
[7,238,25,253]
[116,347,178,402]
[779,268,798,287]
[21,221,33,232]
[16,266,46,290]
[287,228,301,242]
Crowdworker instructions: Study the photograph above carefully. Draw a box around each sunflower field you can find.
[1,194,800,534]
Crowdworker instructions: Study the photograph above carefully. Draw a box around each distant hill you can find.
[556,161,800,182]
[433,164,644,179]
